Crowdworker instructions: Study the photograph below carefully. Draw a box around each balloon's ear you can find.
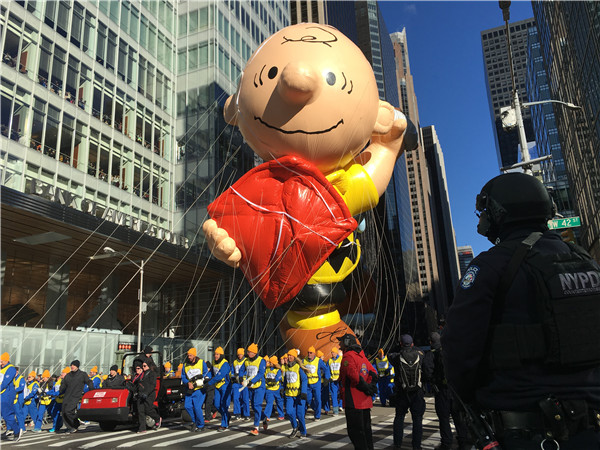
[224,95,238,126]
[373,100,394,135]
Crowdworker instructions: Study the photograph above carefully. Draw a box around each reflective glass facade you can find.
[532,1,600,260]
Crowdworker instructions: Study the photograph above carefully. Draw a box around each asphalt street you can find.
[2,397,462,449]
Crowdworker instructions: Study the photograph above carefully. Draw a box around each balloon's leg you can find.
[279,308,358,357]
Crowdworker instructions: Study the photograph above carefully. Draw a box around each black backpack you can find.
[489,232,600,370]
[398,348,422,392]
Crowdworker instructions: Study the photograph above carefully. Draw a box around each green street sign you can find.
[548,216,581,230]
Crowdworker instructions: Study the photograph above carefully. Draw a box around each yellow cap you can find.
[237,348,245,356]
[331,347,339,353]
[378,348,384,356]
[42,370,51,378]
[28,371,36,378]
[62,367,70,374]
[288,349,298,358]
[316,350,324,358]
[263,355,269,361]
[164,362,171,368]
[269,356,278,365]
[247,343,258,354]
[0,352,9,361]
[91,366,98,373]
[308,346,316,353]
[188,347,197,356]
[215,346,224,355]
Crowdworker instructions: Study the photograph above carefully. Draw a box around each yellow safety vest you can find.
[91,374,102,387]
[55,379,64,404]
[265,367,280,391]
[329,355,342,381]
[24,381,38,405]
[212,359,227,389]
[233,358,246,377]
[184,359,205,391]
[284,364,301,397]
[39,380,52,405]
[0,363,14,394]
[376,356,395,379]
[244,357,263,389]
[13,374,23,404]
[303,357,320,385]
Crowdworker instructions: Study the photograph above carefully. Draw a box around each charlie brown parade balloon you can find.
[203,23,415,356]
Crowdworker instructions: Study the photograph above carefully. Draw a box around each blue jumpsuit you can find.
[303,356,329,419]
[244,356,266,429]
[284,362,308,436]
[13,374,26,432]
[181,357,211,429]
[230,357,249,418]
[262,367,284,421]
[328,354,342,414]
[0,363,18,435]
[206,358,231,428]
[24,380,40,428]
[48,378,64,431]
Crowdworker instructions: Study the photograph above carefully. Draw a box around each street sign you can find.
[547,216,581,230]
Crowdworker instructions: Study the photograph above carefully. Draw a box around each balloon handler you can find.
[203,23,417,356]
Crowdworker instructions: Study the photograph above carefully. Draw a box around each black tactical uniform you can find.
[443,173,600,449]
[388,335,425,450]
[422,332,469,450]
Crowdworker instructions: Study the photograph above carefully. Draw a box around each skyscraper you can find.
[481,18,537,170]
[532,1,600,260]
[421,125,461,312]
[457,245,474,278]
[390,29,439,306]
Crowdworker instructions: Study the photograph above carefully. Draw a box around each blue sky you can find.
[379,1,534,257]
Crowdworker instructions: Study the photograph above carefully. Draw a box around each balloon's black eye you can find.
[268,66,278,79]
[325,72,336,86]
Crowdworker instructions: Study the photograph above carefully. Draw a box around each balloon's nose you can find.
[277,62,320,105]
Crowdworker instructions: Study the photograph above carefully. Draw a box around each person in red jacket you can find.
[339,334,378,450]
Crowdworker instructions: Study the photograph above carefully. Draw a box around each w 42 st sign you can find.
[547,216,581,230]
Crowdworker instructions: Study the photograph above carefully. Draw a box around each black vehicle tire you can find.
[99,421,118,431]
[181,409,192,422]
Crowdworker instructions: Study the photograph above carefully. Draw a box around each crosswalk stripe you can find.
[152,428,222,447]
[14,436,58,446]
[117,430,190,447]
[196,420,291,448]
[47,430,132,447]
[320,417,394,449]
[80,428,169,449]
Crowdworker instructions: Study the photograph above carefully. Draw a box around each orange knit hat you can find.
[215,347,224,355]
[237,348,245,356]
[269,356,279,365]
[188,347,197,356]
[0,352,9,361]
[62,367,71,374]
[247,343,258,354]
[28,371,36,378]
[288,349,298,358]
[42,370,51,378]
[91,366,98,373]
[308,346,316,353]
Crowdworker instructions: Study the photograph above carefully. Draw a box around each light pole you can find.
[498,2,581,174]
[89,247,146,353]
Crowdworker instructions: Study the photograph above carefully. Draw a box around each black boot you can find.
[288,428,298,438]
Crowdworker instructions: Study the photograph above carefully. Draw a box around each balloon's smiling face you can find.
[228,24,380,173]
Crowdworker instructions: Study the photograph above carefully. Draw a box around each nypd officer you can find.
[443,172,600,449]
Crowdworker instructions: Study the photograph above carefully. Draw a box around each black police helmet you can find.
[338,333,358,349]
[476,173,555,242]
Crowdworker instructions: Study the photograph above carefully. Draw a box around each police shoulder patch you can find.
[460,265,480,289]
